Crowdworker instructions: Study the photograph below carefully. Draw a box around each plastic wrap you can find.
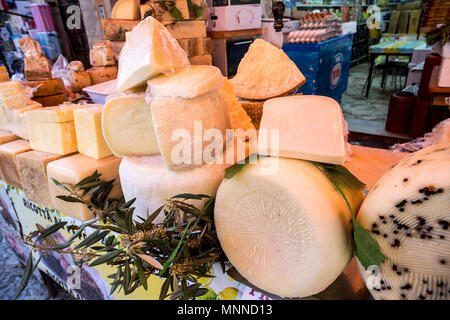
[51,55,71,86]
[392,118,450,152]
[24,56,52,81]
[17,37,45,59]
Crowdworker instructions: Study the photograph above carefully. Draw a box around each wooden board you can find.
[408,9,422,34]
[344,145,408,190]
[397,11,410,34]
[22,78,65,97]
[387,10,399,34]
[207,28,262,39]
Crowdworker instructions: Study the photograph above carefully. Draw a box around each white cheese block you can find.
[151,90,230,171]
[356,142,450,300]
[214,156,364,298]
[119,155,225,223]
[146,65,224,99]
[111,0,140,19]
[102,92,159,157]
[116,16,190,92]
[258,95,346,165]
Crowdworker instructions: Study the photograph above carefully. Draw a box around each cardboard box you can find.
[397,11,410,34]
[408,9,422,34]
[387,10,399,34]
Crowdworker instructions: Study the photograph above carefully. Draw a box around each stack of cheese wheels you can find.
[103,17,253,223]
[214,95,365,298]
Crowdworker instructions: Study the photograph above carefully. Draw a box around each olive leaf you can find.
[89,249,122,267]
[15,254,41,299]
[36,221,67,241]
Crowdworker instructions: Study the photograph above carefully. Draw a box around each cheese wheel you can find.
[102,92,159,157]
[119,155,225,223]
[151,90,230,171]
[356,143,450,300]
[214,157,364,298]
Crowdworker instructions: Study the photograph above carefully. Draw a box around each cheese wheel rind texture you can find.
[102,92,159,157]
[214,157,364,298]
[147,65,224,99]
[356,142,450,300]
[119,155,225,223]
[116,17,189,92]
[230,39,305,100]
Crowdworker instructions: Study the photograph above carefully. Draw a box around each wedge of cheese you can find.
[0,81,29,109]
[17,150,64,208]
[116,16,189,92]
[0,139,31,188]
[147,65,223,99]
[47,154,122,220]
[221,78,255,135]
[0,66,9,82]
[258,95,347,165]
[27,104,81,155]
[230,39,305,100]
[120,155,225,223]
[214,157,364,298]
[151,90,230,171]
[111,0,140,19]
[102,93,159,157]
[22,78,65,97]
[74,105,112,160]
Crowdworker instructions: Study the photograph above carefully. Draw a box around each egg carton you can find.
[285,29,335,44]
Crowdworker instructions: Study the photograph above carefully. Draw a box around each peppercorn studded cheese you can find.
[258,95,347,165]
[0,139,31,188]
[47,154,122,220]
[73,105,112,160]
[17,150,65,208]
[102,92,159,157]
[27,104,82,155]
[0,81,29,109]
[120,155,226,223]
[116,16,189,92]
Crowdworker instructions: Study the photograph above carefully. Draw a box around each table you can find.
[365,40,426,97]
[0,145,407,300]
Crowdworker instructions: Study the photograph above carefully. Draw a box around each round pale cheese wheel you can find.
[214,157,364,298]
[356,143,450,300]
[119,155,226,223]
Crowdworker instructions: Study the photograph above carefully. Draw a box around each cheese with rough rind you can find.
[47,154,122,220]
[214,156,364,298]
[87,66,118,85]
[74,105,112,160]
[0,81,29,109]
[356,142,450,300]
[230,39,305,100]
[147,65,223,99]
[16,150,64,208]
[120,155,225,223]
[0,139,31,188]
[151,90,230,171]
[116,17,189,92]
[258,95,346,165]
[111,0,140,19]
[102,93,159,157]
